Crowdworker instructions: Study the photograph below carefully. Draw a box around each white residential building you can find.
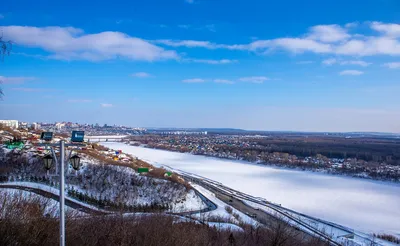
[31,122,40,130]
[0,120,19,129]
[55,123,66,130]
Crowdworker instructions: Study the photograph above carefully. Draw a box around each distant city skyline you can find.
[3,118,400,134]
[1,0,400,132]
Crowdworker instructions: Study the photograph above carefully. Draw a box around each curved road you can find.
[0,183,216,216]
[0,184,107,215]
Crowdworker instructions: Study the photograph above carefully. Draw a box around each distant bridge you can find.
[85,135,129,143]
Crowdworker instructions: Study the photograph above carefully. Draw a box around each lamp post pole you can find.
[59,140,65,246]
[40,140,83,246]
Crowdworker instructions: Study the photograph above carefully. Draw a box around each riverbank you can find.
[138,144,400,183]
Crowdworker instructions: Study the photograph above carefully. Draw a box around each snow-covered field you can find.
[102,143,400,236]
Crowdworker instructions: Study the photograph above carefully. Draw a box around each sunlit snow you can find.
[102,143,400,236]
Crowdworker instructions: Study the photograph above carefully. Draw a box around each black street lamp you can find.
[70,155,81,170]
[43,154,54,170]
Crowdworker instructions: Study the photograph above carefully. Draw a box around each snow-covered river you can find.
[102,142,400,235]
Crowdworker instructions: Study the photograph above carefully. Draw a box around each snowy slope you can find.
[206,222,244,232]
[0,182,108,212]
[170,189,208,212]
[0,188,87,216]
[190,183,259,226]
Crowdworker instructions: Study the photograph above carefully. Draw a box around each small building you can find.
[138,167,149,174]
[31,122,40,130]
[0,120,19,129]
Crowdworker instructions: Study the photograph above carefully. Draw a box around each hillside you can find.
[0,144,206,213]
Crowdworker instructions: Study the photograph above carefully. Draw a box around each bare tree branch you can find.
[0,34,13,99]
[0,35,13,60]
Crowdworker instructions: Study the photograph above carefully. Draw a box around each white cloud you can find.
[156,38,333,53]
[252,38,332,53]
[345,22,358,28]
[154,39,216,49]
[6,22,400,65]
[101,103,113,108]
[239,76,269,83]
[371,21,400,37]
[339,70,364,76]
[155,22,400,57]
[0,76,35,84]
[188,59,238,64]
[383,62,400,69]
[335,36,400,56]
[322,58,337,65]
[182,78,206,83]
[67,99,92,103]
[340,60,371,67]
[323,59,371,66]
[307,24,350,43]
[132,72,151,78]
[213,79,234,84]
[13,52,48,59]
[1,26,179,61]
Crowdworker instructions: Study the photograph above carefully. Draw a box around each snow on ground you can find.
[98,145,207,212]
[0,182,108,213]
[101,143,400,236]
[191,183,258,226]
[170,189,208,213]
[0,188,87,216]
[241,200,397,246]
[206,222,244,232]
[243,200,350,238]
[1,187,239,232]
[0,180,207,214]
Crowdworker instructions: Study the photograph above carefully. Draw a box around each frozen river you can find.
[102,142,400,235]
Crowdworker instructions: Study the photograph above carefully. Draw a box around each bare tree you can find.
[0,35,13,98]
[0,36,12,59]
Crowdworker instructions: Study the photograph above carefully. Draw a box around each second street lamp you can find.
[70,155,81,170]
[43,155,54,170]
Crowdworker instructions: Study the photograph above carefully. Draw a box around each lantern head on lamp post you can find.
[70,155,81,170]
[43,154,54,170]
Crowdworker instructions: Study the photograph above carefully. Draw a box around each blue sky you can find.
[1,0,400,132]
